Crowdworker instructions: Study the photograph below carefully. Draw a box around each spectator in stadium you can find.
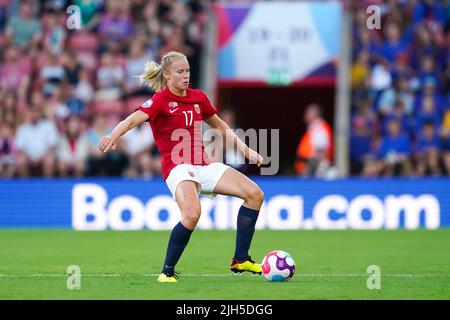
[0,91,19,128]
[122,122,155,179]
[45,87,70,124]
[350,98,378,174]
[159,24,194,62]
[390,52,415,80]
[124,40,155,97]
[377,118,413,177]
[414,77,446,116]
[350,116,372,175]
[417,55,441,89]
[56,115,88,177]
[370,59,392,93]
[169,0,191,27]
[444,55,450,100]
[412,0,447,26]
[140,0,162,52]
[0,45,31,100]
[219,109,248,174]
[40,51,65,97]
[353,25,380,61]
[294,103,333,177]
[378,75,414,115]
[414,95,441,133]
[0,0,9,33]
[74,68,94,104]
[410,25,442,72]
[63,82,85,115]
[14,105,59,178]
[380,21,408,62]
[42,9,66,55]
[61,50,82,87]
[95,51,124,101]
[415,120,441,176]
[4,0,41,49]
[86,113,128,176]
[73,0,102,31]
[57,115,88,177]
[351,49,370,89]
[440,108,450,175]
[380,21,409,63]
[0,121,16,178]
[98,0,134,53]
[381,99,412,137]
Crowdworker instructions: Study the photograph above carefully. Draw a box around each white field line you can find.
[0,273,449,278]
[0,274,120,278]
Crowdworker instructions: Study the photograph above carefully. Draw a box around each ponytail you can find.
[138,61,166,92]
[138,51,187,92]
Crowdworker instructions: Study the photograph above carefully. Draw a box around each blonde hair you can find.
[138,51,187,91]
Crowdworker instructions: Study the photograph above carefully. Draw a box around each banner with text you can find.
[216,1,342,85]
[0,178,448,230]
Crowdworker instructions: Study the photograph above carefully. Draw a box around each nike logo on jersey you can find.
[169,108,179,113]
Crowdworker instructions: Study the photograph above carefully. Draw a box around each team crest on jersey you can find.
[142,99,153,108]
[194,104,200,114]
[169,102,178,108]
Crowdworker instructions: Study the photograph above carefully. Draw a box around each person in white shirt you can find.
[15,106,59,177]
[122,122,155,178]
[57,115,89,177]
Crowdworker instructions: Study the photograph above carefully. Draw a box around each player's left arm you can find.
[204,114,264,167]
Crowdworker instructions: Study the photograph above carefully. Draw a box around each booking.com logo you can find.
[66,5,82,30]
[169,122,280,175]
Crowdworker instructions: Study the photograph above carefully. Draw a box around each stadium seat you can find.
[94,99,124,114]
[68,31,99,52]
[33,51,48,71]
[115,54,128,69]
[76,52,98,72]
[125,96,148,113]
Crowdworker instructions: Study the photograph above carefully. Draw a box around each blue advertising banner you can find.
[0,178,448,230]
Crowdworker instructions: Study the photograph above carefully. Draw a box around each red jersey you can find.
[135,87,218,180]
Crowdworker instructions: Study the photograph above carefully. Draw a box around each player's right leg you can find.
[158,180,201,283]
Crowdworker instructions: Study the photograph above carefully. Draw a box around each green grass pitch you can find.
[0,229,449,299]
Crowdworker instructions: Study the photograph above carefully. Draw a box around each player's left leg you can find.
[213,167,264,274]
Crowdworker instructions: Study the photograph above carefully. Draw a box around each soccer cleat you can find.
[157,271,179,283]
[230,256,262,275]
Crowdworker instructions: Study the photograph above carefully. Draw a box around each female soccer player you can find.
[98,51,265,282]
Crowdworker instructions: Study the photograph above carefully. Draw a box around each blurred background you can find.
[0,0,449,230]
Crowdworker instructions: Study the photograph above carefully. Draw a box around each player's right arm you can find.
[98,110,149,153]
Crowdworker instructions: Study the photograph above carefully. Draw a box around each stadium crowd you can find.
[0,0,208,178]
[349,0,450,177]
